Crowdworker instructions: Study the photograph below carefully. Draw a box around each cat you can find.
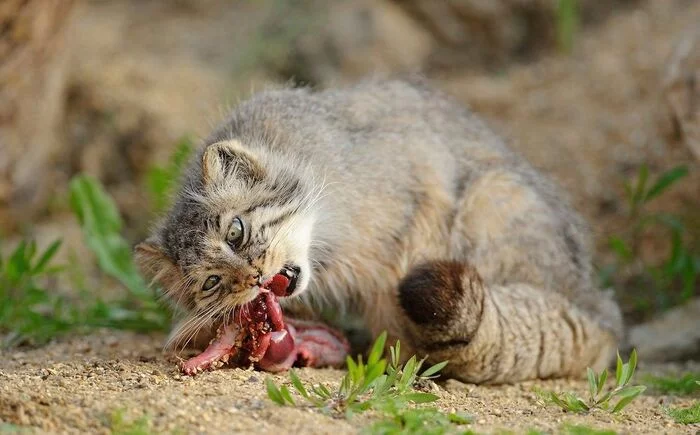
[136,77,622,383]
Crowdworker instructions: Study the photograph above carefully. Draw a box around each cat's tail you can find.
[397,261,621,384]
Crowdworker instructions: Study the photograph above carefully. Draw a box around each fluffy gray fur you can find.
[137,77,623,384]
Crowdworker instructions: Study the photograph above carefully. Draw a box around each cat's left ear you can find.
[135,238,181,290]
[201,140,266,185]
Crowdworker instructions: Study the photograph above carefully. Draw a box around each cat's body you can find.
[137,78,622,384]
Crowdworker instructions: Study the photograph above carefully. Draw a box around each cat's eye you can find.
[202,275,221,291]
[227,216,245,249]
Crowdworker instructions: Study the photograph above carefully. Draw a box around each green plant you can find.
[560,423,617,435]
[266,332,469,433]
[109,408,151,435]
[69,174,169,330]
[556,0,579,54]
[1,175,172,346]
[541,350,645,413]
[146,136,193,213]
[0,239,75,346]
[601,165,697,315]
[266,333,446,415]
[664,401,700,424]
[363,405,472,435]
[644,372,700,395]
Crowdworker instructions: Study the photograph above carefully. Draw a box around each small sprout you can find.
[265,332,467,432]
[543,349,645,414]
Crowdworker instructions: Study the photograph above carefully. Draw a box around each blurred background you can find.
[0,0,698,360]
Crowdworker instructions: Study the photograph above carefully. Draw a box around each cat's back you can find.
[214,78,512,166]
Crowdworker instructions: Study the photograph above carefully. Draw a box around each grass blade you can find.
[644,166,688,203]
[279,385,295,406]
[69,175,149,299]
[611,386,646,413]
[623,349,638,386]
[266,378,285,405]
[289,369,309,399]
[368,332,387,366]
[421,361,448,378]
[615,352,623,386]
[587,368,597,399]
[597,369,608,392]
[32,240,62,275]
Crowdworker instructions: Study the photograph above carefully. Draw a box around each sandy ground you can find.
[0,331,697,434]
[2,1,699,434]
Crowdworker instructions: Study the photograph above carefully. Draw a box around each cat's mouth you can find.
[264,264,301,297]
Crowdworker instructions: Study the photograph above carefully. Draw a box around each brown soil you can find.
[0,331,697,434]
[2,1,699,434]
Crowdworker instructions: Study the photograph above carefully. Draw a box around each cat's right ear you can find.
[201,140,265,186]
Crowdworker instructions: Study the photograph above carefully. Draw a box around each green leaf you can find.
[346,355,359,383]
[421,360,448,378]
[623,349,638,386]
[266,378,285,405]
[363,360,387,391]
[391,340,401,369]
[289,369,309,399]
[318,383,332,398]
[368,332,387,366]
[597,369,608,392]
[572,396,590,412]
[643,166,688,203]
[587,367,598,399]
[279,385,295,405]
[32,240,62,275]
[611,386,645,413]
[615,385,646,399]
[370,374,390,399]
[549,392,568,409]
[615,352,623,386]
[69,175,149,299]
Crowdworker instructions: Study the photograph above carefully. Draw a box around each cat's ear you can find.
[135,238,180,289]
[201,140,265,185]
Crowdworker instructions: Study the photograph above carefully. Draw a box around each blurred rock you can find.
[627,298,700,362]
[273,0,641,84]
[276,0,432,84]
[660,25,700,161]
[0,0,78,232]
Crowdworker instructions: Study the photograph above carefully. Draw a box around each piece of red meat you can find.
[179,274,349,376]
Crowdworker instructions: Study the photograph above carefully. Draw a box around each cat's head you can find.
[136,139,318,335]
